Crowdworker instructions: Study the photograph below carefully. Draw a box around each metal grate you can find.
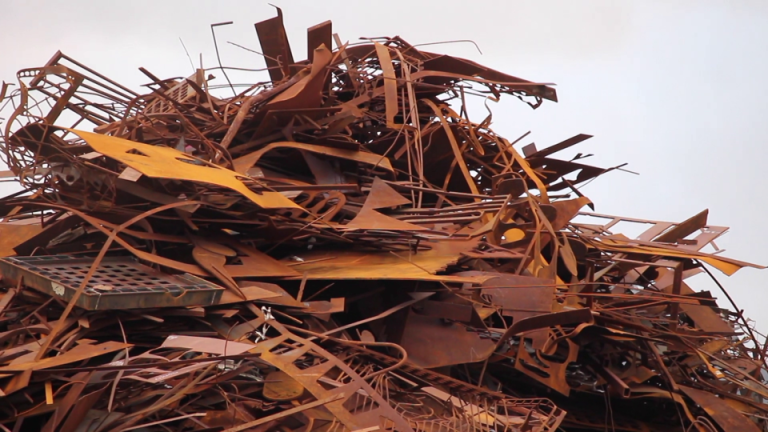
[0,255,224,310]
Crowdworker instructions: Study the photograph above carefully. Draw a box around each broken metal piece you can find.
[0,255,224,309]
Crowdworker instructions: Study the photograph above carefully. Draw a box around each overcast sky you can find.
[2,1,767,334]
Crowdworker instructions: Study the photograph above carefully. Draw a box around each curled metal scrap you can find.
[0,11,764,432]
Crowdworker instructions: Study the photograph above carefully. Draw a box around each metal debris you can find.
[0,10,764,432]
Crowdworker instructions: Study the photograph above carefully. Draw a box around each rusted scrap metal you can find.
[0,11,764,432]
[0,255,225,309]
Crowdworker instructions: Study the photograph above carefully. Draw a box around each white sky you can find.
[2,0,767,333]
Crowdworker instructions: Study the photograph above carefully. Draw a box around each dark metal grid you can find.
[3,255,222,296]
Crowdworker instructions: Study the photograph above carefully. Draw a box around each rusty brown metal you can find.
[0,10,764,432]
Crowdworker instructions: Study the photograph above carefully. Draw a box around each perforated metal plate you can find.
[0,255,224,310]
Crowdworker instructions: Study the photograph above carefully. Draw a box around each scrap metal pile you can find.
[0,11,765,432]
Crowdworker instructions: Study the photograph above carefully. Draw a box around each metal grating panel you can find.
[0,255,224,310]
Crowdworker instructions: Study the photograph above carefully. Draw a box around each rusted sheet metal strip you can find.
[679,385,761,432]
